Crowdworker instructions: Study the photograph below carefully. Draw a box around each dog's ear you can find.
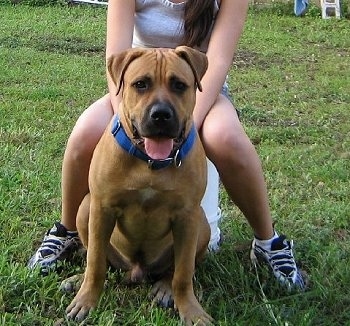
[174,46,208,92]
[107,48,146,95]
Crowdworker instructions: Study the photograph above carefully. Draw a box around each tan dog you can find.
[64,46,212,325]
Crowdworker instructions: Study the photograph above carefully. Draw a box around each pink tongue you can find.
[144,138,174,160]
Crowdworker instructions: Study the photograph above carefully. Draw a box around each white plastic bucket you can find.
[201,159,221,251]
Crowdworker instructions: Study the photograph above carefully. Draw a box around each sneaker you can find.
[28,222,81,274]
[250,235,306,291]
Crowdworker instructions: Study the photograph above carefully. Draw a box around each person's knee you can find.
[204,125,257,171]
[66,95,113,163]
[66,124,97,163]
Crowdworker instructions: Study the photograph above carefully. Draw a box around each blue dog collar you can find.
[111,116,196,170]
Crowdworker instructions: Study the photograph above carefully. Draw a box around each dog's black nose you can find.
[142,101,179,138]
[150,103,174,123]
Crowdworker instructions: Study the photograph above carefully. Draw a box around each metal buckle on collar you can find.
[112,119,121,136]
[173,149,182,168]
[147,159,155,169]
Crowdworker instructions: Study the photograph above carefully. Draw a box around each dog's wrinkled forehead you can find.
[125,49,194,84]
[107,46,208,95]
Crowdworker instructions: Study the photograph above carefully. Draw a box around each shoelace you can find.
[253,238,306,289]
[268,243,296,277]
[38,235,70,257]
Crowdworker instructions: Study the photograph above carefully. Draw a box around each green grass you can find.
[1,4,349,325]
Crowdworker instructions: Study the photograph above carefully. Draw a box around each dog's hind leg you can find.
[107,244,130,271]
[76,194,91,248]
[60,274,84,294]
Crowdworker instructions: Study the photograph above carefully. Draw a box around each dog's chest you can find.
[115,186,177,245]
[139,187,158,204]
[120,185,180,221]
[135,186,175,212]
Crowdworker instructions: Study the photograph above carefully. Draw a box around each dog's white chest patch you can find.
[139,187,159,203]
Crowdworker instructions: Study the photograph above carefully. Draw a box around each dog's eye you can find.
[171,79,188,93]
[133,80,149,91]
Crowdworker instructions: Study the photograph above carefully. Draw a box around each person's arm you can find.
[105,0,135,112]
[193,0,249,129]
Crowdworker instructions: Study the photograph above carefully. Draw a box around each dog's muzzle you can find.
[128,102,180,160]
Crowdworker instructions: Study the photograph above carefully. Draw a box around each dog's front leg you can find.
[172,210,213,326]
[66,198,116,321]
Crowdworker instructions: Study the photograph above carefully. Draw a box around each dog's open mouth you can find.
[133,125,184,160]
[143,138,174,160]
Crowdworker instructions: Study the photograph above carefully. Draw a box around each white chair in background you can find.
[321,0,341,19]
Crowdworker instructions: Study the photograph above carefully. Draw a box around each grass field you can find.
[1,3,349,325]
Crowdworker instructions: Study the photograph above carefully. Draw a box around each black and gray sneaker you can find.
[250,235,306,291]
[28,222,81,275]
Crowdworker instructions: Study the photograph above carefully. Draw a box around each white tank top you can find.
[133,0,220,53]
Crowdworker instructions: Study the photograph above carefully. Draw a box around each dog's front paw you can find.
[66,287,99,321]
[181,308,213,326]
[178,298,213,326]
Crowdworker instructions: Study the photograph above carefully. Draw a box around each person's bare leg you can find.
[200,95,273,240]
[28,94,115,271]
[200,95,306,290]
[61,94,114,230]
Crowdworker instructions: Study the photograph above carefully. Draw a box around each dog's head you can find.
[107,46,208,160]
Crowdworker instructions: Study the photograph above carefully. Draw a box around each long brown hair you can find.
[182,0,215,47]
